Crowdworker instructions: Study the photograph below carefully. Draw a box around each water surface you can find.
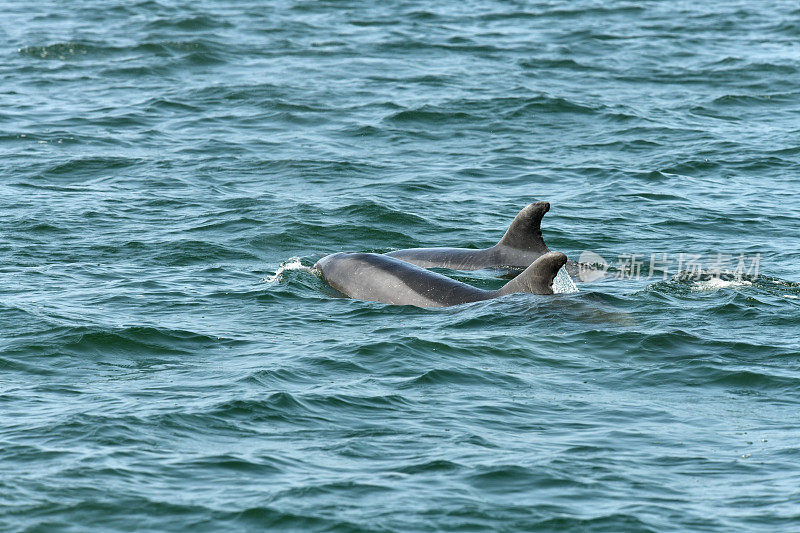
[2,1,800,531]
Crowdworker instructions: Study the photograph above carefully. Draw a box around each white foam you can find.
[264,257,313,283]
[552,266,579,294]
[692,277,752,291]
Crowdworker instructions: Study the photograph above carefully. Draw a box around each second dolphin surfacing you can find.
[385,201,551,271]
[315,251,568,308]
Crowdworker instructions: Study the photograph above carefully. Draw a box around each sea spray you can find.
[552,266,579,294]
[265,257,314,283]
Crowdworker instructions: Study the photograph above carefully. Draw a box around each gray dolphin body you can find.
[385,201,551,271]
[315,251,568,308]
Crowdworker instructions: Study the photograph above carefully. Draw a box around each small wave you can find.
[333,200,429,225]
[691,277,752,291]
[18,42,93,59]
[150,240,258,265]
[402,367,528,388]
[144,15,233,31]
[478,5,644,21]
[518,57,597,71]
[177,454,283,475]
[386,108,476,124]
[504,95,601,117]
[208,394,312,422]
[40,156,141,179]
[396,459,463,474]
[2,325,230,364]
[265,257,315,283]
[649,270,763,293]
[63,326,225,356]
[619,192,687,202]
[18,39,225,62]
[711,93,796,106]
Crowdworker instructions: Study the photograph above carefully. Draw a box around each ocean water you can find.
[2,0,800,530]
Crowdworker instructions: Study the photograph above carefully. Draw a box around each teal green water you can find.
[3,1,800,531]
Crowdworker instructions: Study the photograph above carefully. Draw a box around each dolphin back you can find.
[386,201,552,270]
[315,252,495,307]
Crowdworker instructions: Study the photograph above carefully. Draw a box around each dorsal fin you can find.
[496,201,550,253]
[498,251,567,295]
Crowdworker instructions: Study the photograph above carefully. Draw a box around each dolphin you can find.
[385,201,551,271]
[315,250,568,308]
